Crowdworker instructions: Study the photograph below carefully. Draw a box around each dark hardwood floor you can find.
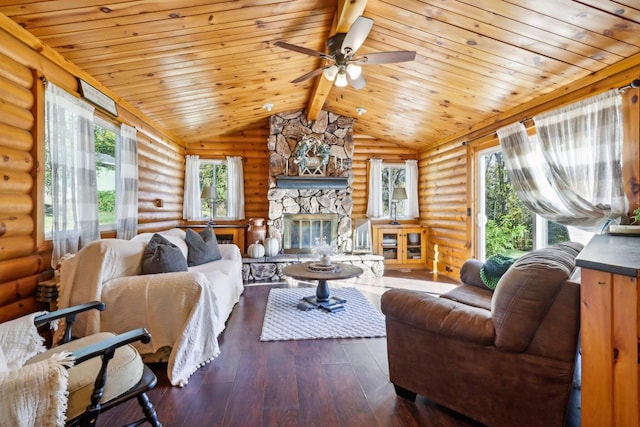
[96,271,580,427]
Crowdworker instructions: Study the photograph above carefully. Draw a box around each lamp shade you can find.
[200,185,216,200]
[392,187,408,201]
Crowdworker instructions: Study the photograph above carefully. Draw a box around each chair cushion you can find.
[26,332,143,421]
[185,227,222,266]
[141,233,188,274]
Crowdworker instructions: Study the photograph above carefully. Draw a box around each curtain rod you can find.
[461,77,640,147]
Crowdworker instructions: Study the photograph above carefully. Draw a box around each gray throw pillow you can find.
[185,227,222,266]
[141,233,188,275]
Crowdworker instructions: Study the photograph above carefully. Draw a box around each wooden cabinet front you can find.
[373,225,426,269]
[577,235,640,427]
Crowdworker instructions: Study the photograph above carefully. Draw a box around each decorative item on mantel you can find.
[292,135,331,176]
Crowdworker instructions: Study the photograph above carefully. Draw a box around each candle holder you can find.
[352,218,372,254]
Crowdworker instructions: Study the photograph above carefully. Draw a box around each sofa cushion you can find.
[140,233,188,275]
[491,241,583,352]
[185,227,222,266]
[440,284,492,311]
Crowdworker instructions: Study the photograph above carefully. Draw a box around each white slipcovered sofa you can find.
[57,228,244,386]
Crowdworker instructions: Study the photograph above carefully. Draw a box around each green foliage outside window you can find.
[199,162,228,218]
[484,151,568,258]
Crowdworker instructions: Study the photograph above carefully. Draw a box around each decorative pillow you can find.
[141,233,188,275]
[185,227,222,266]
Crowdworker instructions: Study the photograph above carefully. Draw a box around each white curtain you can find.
[405,160,419,218]
[115,123,138,239]
[366,158,383,219]
[227,156,245,220]
[45,83,99,266]
[183,155,200,220]
[498,89,627,231]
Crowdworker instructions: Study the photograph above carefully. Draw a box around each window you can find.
[382,163,406,218]
[44,115,119,236]
[199,160,228,219]
[477,145,570,260]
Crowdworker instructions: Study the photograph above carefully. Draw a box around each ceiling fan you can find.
[275,16,416,89]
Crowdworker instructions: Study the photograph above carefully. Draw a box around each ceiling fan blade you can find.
[290,67,324,84]
[359,51,417,65]
[274,41,329,59]
[341,16,374,54]
[348,73,366,90]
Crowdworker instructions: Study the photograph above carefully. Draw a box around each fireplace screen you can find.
[283,213,338,253]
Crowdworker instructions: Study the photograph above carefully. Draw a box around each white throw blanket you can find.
[57,234,243,386]
[0,313,73,427]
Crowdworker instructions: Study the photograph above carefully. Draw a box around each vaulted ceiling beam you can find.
[306,0,368,120]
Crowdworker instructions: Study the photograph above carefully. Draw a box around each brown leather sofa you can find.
[381,242,583,427]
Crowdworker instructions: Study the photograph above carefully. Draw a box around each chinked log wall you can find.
[0,25,185,321]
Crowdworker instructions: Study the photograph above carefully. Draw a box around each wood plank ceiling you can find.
[1,0,640,149]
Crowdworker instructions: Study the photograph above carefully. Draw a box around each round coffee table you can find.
[282,262,364,312]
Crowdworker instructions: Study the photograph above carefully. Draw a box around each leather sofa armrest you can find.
[381,289,495,346]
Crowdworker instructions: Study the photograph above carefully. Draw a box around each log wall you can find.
[420,74,640,282]
[0,49,46,321]
[185,127,271,222]
[351,136,418,219]
[0,26,184,321]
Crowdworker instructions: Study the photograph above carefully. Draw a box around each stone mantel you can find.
[276,175,349,189]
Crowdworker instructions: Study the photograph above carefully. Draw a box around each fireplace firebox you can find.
[283,213,338,254]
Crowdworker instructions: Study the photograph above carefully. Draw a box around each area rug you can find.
[260,287,386,341]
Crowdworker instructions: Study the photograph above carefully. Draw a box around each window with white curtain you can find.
[367,159,419,220]
[44,115,120,237]
[199,159,229,219]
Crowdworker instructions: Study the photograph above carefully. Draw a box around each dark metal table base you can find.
[297,279,347,312]
[297,295,347,312]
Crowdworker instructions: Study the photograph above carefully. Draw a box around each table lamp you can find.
[391,187,407,225]
[200,185,217,225]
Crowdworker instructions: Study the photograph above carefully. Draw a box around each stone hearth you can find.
[242,254,384,282]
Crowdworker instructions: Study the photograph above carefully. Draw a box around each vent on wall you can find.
[276,176,349,189]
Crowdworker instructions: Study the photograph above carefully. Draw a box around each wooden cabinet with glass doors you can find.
[372,225,426,269]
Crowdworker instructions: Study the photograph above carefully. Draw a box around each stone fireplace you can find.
[240,109,383,282]
[267,110,354,253]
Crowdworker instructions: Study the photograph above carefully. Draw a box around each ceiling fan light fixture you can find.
[346,63,362,79]
[335,71,348,87]
[323,65,339,81]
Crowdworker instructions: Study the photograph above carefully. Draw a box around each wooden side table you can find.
[36,276,59,311]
